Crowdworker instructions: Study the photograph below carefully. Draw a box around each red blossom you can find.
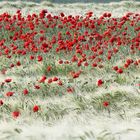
[39,75,46,83]
[47,66,52,72]
[6,92,14,97]
[48,78,53,84]
[33,105,39,112]
[113,66,118,71]
[103,101,109,107]
[10,64,14,68]
[16,61,21,66]
[0,100,3,106]
[117,68,123,74]
[58,80,63,86]
[97,79,104,86]
[34,85,40,89]
[67,87,74,93]
[30,55,35,60]
[53,77,59,81]
[37,55,43,62]
[5,78,12,83]
[58,60,63,64]
[12,111,20,118]
[23,89,29,95]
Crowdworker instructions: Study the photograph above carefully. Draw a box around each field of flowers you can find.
[0,1,140,140]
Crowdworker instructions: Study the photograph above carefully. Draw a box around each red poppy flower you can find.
[97,79,104,86]
[134,61,138,66]
[72,73,79,79]
[58,80,63,86]
[107,13,112,18]
[67,87,74,93]
[23,89,29,95]
[16,61,21,66]
[30,55,34,60]
[47,66,52,72]
[37,55,43,62]
[53,77,58,81]
[117,68,123,74]
[84,62,89,66]
[39,76,46,83]
[0,100,3,106]
[103,101,109,107]
[124,63,129,68]
[48,78,52,84]
[34,85,40,89]
[92,63,97,67]
[58,60,63,64]
[113,66,118,71]
[10,64,14,68]
[33,105,39,112]
[12,111,20,118]
[5,78,12,83]
[60,12,65,17]
[41,9,48,14]
[6,92,14,97]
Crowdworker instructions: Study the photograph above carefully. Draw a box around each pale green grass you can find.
[0,57,139,140]
[0,1,139,17]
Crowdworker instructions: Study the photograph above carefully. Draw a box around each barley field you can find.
[0,1,140,140]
